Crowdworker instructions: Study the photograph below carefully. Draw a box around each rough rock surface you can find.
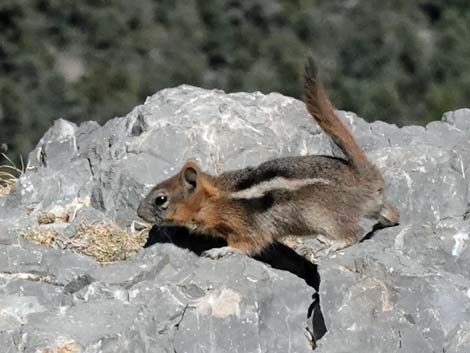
[1,85,470,352]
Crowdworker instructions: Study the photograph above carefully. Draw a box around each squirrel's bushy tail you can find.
[303,56,370,170]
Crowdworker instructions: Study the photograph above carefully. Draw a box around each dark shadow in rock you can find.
[362,221,397,241]
[254,241,327,343]
[144,226,327,344]
[144,225,227,255]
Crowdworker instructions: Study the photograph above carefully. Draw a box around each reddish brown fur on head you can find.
[137,161,222,233]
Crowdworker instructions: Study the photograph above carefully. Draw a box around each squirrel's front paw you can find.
[201,246,241,259]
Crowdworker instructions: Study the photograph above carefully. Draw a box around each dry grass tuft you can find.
[67,223,149,263]
[0,153,24,197]
[37,212,57,225]
[22,222,151,263]
[22,227,59,246]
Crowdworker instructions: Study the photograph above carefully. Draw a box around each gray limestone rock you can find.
[0,85,469,352]
[317,222,470,353]
[0,243,315,353]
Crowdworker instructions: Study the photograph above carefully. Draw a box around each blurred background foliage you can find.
[1,0,470,161]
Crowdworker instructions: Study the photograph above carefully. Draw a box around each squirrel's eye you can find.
[155,195,168,206]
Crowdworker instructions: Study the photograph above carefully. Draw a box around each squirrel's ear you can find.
[180,161,200,193]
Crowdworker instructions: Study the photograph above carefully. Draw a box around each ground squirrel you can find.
[138,56,399,259]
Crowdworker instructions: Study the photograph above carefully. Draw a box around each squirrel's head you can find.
[137,161,220,229]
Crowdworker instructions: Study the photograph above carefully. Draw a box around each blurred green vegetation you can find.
[1,0,470,161]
